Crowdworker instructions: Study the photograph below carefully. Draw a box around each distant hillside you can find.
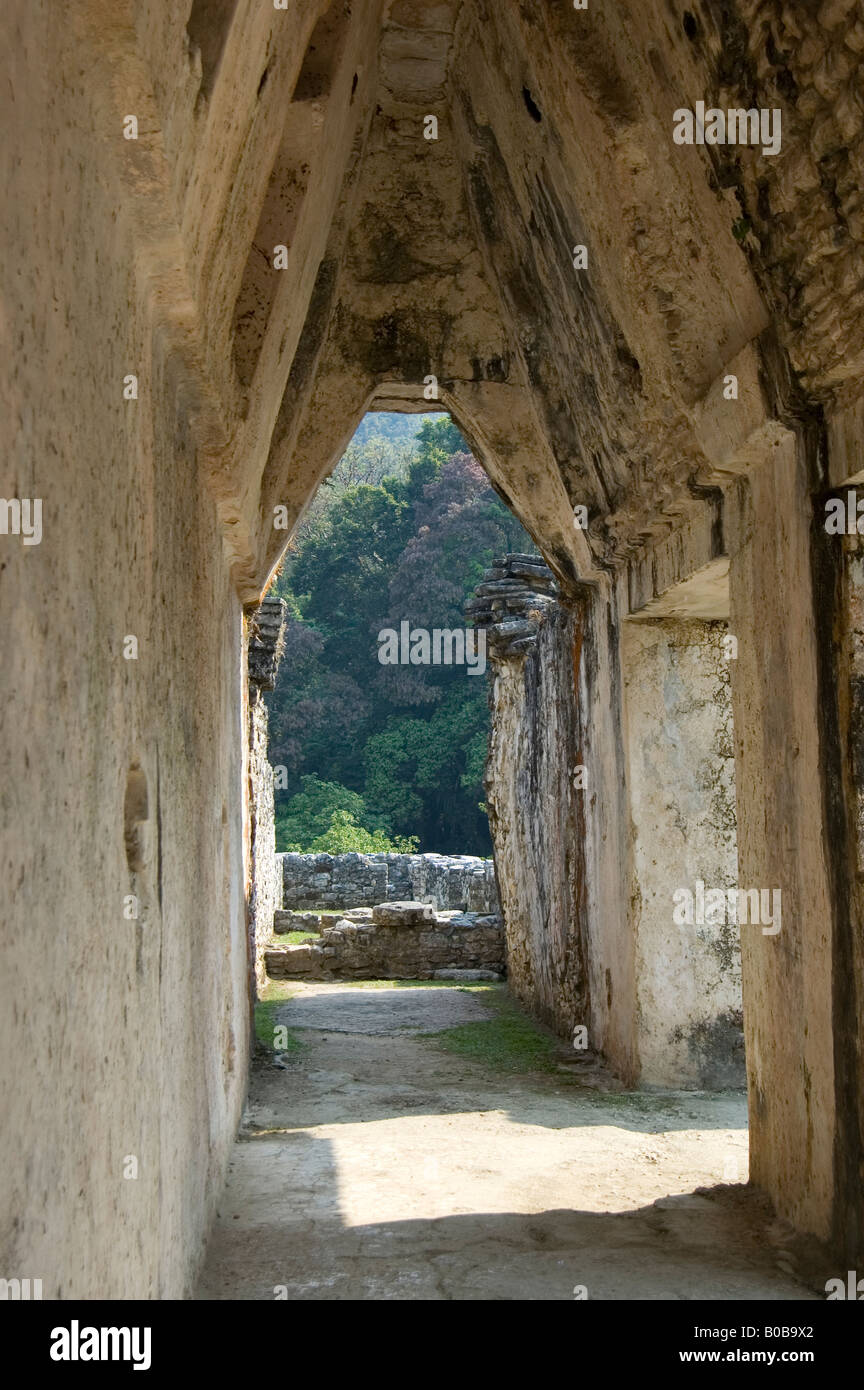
[349,411,441,446]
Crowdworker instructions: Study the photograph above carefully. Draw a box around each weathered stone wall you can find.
[265,902,504,980]
[476,558,745,1090]
[279,851,498,913]
[832,527,864,1259]
[248,597,286,993]
[472,557,636,1064]
[0,0,253,1297]
[726,432,842,1249]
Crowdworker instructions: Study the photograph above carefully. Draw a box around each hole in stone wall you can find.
[186,0,239,101]
[682,10,700,41]
[123,764,150,874]
[522,87,543,123]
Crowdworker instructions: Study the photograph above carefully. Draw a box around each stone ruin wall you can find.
[247,596,287,993]
[267,840,501,988]
[469,556,591,1043]
[279,850,499,914]
[0,0,258,1297]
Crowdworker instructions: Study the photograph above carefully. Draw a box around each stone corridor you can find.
[5,0,864,1305]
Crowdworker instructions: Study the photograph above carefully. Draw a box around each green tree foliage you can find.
[362,684,493,849]
[287,427,419,552]
[305,810,418,855]
[267,413,535,853]
[275,775,382,847]
[276,777,417,854]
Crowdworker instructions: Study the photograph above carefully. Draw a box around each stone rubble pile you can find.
[265,899,505,982]
[274,910,322,934]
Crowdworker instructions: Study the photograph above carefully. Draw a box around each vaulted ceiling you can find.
[102,0,864,601]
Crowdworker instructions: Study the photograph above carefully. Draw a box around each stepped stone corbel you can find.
[465,553,561,659]
[248,595,287,692]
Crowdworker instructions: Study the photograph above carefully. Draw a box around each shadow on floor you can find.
[196,1146,816,1301]
[195,982,798,1301]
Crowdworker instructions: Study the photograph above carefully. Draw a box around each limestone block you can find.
[818,0,857,28]
[265,945,325,978]
[274,910,321,934]
[371,900,437,926]
[845,18,864,52]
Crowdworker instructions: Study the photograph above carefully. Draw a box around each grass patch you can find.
[271,931,320,946]
[254,980,307,1056]
[258,978,299,1004]
[254,1000,306,1054]
[421,986,559,1074]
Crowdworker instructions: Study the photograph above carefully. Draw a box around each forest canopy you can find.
[267,413,533,855]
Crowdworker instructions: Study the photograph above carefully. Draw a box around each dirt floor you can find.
[195,981,819,1301]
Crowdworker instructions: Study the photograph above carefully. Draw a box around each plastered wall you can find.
[622,621,744,1090]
